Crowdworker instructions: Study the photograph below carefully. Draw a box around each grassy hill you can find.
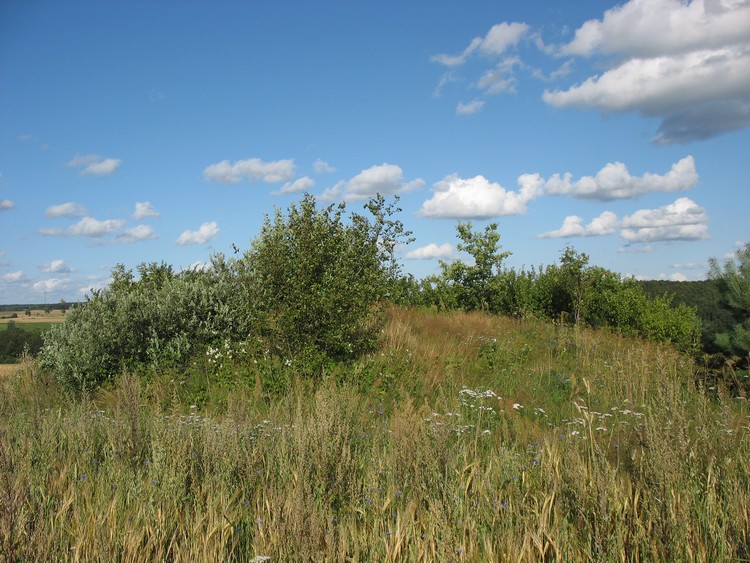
[1,307,748,561]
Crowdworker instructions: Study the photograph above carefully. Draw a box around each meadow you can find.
[1,307,748,561]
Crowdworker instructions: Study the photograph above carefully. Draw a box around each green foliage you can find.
[417,223,700,352]
[236,193,411,364]
[709,243,750,360]
[41,194,411,392]
[41,262,239,393]
[434,222,511,312]
[0,324,43,362]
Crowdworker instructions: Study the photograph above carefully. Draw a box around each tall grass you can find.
[1,308,748,561]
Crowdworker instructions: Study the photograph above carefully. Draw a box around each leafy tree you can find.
[709,243,750,361]
[436,222,511,312]
[237,193,411,364]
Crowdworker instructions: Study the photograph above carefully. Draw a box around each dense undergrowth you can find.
[2,307,749,561]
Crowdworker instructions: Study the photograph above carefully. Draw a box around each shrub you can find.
[234,193,411,365]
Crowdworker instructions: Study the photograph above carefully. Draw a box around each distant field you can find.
[0,309,66,326]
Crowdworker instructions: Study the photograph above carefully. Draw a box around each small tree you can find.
[238,193,411,364]
[436,222,511,312]
[709,243,750,361]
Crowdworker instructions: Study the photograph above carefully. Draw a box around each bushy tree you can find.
[41,262,238,392]
[236,194,411,363]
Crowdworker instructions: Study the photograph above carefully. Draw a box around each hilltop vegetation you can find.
[3,307,750,560]
[39,195,728,397]
[1,195,748,559]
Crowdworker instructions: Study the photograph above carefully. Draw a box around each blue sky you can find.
[1,0,749,304]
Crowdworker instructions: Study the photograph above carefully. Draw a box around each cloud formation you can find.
[0,199,14,211]
[176,222,219,245]
[45,202,87,218]
[405,243,455,260]
[41,217,126,238]
[321,163,424,201]
[543,156,698,200]
[419,173,543,219]
[456,100,485,115]
[313,159,336,174]
[203,158,295,184]
[133,201,160,220]
[40,259,73,273]
[538,211,618,238]
[115,225,158,243]
[271,176,315,196]
[432,22,529,67]
[621,197,709,242]
[545,0,750,143]
[67,154,122,176]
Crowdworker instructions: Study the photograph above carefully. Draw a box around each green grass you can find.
[0,307,748,561]
[0,321,56,334]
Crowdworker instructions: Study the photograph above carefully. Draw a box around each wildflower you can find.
[512,403,523,410]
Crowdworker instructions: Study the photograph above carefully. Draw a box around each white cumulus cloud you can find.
[321,163,424,202]
[405,243,455,260]
[543,156,698,200]
[40,259,73,273]
[133,201,160,220]
[538,211,619,238]
[115,225,158,243]
[176,222,220,246]
[545,0,750,143]
[0,199,14,211]
[621,197,709,242]
[271,176,315,196]
[1,271,23,282]
[419,173,543,219]
[45,202,87,218]
[68,217,126,237]
[203,158,295,185]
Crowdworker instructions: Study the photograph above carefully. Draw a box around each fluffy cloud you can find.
[40,216,126,238]
[419,173,543,219]
[33,279,65,293]
[544,156,698,200]
[405,243,455,260]
[40,260,73,273]
[45,202,87,218]
[538,211,618,238]
[432,22,529,66]
[115,225,158,243]
[203,158,295,184]
[545,0,750,143]
[621,197,709,242]
[67,154,122,175]
[271,176,315,196]
[0,199,14,211]
[68,217,126,237]
[176,222,219,246]
[133,201,160,220]
[456,100,485,115]
[321,163,424,202]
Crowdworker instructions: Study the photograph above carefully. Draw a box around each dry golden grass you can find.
[0,308,748,561]
[0,309,66,325]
